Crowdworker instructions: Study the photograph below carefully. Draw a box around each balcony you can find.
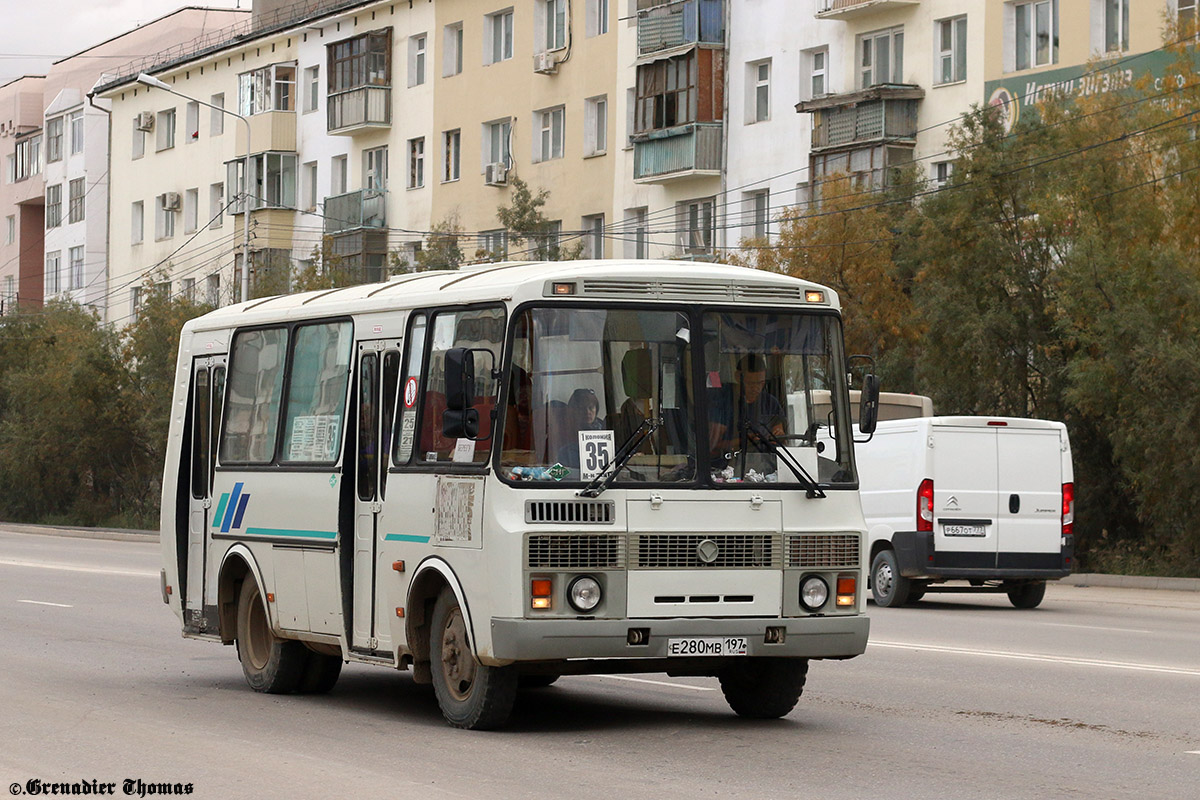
[324,189,387,235]
[637,0,723,58]
[632,122,722,183]
[796,84,923,152]
[327,86,391,135]
[235,111,296,154]
[816,0,920,20]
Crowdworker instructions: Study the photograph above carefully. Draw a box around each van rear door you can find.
[930,422,999,569]
[996,424,1064,568]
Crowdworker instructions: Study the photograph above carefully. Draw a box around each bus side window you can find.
[191,368,210,499]
[379,350,401,497]
[221,328,289,465]
[279,321,353,464]
[394,314,427,465]
[357,353,379,501]
[210,367,225,491]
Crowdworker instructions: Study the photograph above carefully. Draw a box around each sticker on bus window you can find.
[452,438,475,463]
[578,430,615,481]
[404,376,419,408]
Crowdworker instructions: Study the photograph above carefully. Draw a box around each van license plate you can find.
[943,524,985,537]
[667,637,748,657]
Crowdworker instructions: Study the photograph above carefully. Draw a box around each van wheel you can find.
[235,578,307,693]
[1006,581,1047,609]
[430,587,518,729]
[299,650,343,694]
[871,550,913,607]
[719,658,808,719]
[907,584,928,603]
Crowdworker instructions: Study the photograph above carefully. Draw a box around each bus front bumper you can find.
[488,614,870,662]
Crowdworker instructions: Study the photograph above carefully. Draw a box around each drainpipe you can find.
[86,87,112,323]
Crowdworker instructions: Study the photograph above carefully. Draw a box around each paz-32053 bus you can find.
[160,260,878,729]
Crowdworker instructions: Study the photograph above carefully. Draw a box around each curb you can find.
[0,522,156,543]
[1060,573,1200,593]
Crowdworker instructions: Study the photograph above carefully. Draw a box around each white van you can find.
[828,393,1074,608]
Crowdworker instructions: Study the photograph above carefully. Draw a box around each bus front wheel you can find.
[430,587,518,729]
[719,658,808,719]
[235,578,307,694]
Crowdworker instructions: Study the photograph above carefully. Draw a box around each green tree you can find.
[494,175,584,261]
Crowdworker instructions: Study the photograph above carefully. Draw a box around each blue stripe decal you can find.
[245,527,338,540]
[231,493,251,530]
[221,482,244,532]
[384,534,432,543]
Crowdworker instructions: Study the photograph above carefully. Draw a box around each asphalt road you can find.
[1,528,1197,799]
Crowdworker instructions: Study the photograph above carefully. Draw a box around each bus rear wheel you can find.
[719,658,809,719]
[430,587,518,729]
[235,578,307,694]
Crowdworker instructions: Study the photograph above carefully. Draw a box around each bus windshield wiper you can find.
[745,420,826,499]
[578,418,661,498]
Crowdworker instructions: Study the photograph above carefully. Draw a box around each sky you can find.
[0,0,245,85]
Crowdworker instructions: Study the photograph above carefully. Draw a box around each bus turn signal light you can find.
[836,575,857,606]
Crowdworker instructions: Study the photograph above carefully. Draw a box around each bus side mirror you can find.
[443,347,480,440]
[858,373,880,437]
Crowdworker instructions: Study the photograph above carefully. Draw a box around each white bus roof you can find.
[182,260,841,333]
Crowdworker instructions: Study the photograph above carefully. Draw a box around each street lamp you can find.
[137,73,252,304]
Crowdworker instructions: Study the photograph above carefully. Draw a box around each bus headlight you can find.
[800,576,829,611]
[567,576,602,613]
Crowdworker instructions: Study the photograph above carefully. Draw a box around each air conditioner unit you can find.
[160,192,181,211]
[533,51,558,75]
[484,162,508,186]
[136,111,155,132]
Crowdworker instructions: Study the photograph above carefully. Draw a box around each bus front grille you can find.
[526,534,625,569]
[525,499,615,524]
[631,534,780,569]
[786,533,861,569]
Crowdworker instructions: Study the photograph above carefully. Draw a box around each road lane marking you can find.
[870,640,1200,677]
[1043,623,1155,634]
[18,600,74,608]
[589,675,715,692]
[1187,751,1200,755]
[0,558,157,578]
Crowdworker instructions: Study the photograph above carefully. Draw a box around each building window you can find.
[68,177,85,223]
[860,27,904,89]
[10,135,40,181]
[486,118,512,168]
[184,187,199,234]
[238,63,296,115]
[364,146,388,190]
[636,53,697,132]
[933,161,954,186]
[69,111,84,154]
[4,215,14,245]
[185,101,199,143]
[182,277,196,302]
[409,34,427,87]
[749,59,770,123]
[2,275,14,312]
[333,154,349,194]
[480,229,507,258]
[305,66,320,112]
[745,190,768,240]
[131,201,144,244]
[535,106,565,162]
[584,95,607,156]
[46,117,63,163]
[487,9,515,63]
[304,162,317,210]
[625,207,648,259]
[587,0,609,37]
[156,108,176,151]
[210,94,225,135]
[443,129,461,181]
[1182,0,1197,30]
[45,251,61,296]
[156,194,176,240]
[68,246,84,291]
[1104,0,1129,52]
[408,138,425,188]
[936,16,968,84]
[46,184,62,229]
[210,183,224,227]
[583,213,605,258]
[806,48,828,100]
[1014,0,1058,71]
[678,197,715,255]
[132,117,146,159]
[225,152,298,212]
[206,273,221,306]
[328,30,392,93]
[540,0,567,51]
[444,22,464,76]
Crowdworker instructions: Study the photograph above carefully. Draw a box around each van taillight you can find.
[1062,482,1075,536]
[917,478,934,532]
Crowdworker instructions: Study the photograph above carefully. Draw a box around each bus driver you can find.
[709,354,785,468]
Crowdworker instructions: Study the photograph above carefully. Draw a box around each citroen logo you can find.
[696,539,720,564]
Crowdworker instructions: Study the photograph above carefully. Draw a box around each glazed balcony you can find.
[324,189,387,235]
[327,86,391,135]
[632,122,722,183]
[796,85,923,152]
[637,0,723,57]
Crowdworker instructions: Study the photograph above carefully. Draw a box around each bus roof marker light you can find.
[805,290,825,303]
[552,282,576,295]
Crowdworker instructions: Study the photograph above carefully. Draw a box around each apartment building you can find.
[0,76,47,313]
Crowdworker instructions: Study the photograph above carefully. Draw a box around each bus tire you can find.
[1006,581,1046,609]
[430,587,517,730]
[719,658,808,719]
[235,578,307,694]
[871,549,913,607]
[298,651,343,694]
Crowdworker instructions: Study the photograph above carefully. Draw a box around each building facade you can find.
[0,75,47,314]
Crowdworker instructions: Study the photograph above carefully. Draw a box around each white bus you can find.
[160,260,878,729]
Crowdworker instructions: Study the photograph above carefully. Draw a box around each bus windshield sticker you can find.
[426,451,438,462]
[452,438,475,463]
[547,463,570,481]
[289,415,341,461]
[578,430,615,481]
[404,376,418,407]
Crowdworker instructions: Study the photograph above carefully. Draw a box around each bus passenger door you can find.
[352,341,401,653]
[185,356,225,632]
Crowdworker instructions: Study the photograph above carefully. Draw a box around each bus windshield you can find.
[500,305,856,488]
